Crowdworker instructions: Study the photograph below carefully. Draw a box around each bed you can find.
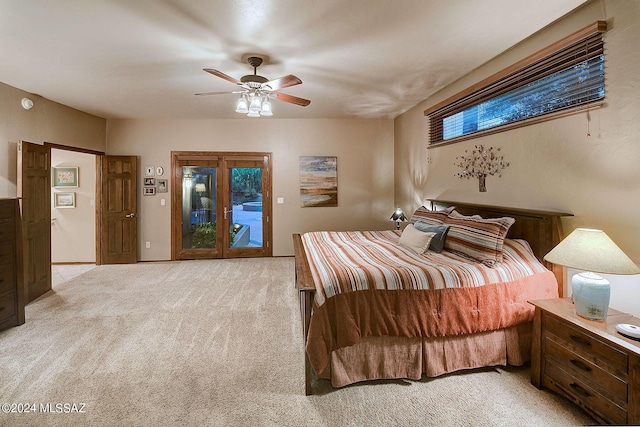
[293,200,572,395]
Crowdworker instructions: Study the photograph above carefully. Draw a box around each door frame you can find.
[170,151,272,260]
[45,143,105,265]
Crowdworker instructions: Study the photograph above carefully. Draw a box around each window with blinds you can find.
[426,21,607,146]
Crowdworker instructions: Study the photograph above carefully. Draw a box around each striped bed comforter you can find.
[302,230,558,374]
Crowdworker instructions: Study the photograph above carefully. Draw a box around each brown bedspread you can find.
[302,230,559,374]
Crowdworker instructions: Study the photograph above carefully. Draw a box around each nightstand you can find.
[530,298,640,425]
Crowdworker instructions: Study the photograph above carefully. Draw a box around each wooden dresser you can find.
[0,198,25,332]
[530,298,640,425]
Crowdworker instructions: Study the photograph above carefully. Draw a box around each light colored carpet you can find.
[0,258,593,426]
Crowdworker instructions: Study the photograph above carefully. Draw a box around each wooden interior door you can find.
[98,155,137,264]
[17,141,51,302]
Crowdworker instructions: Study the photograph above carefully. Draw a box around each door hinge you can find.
[266,215,270,223]
[266,241,270,248]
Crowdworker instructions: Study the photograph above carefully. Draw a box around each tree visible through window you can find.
[427,21,607,146]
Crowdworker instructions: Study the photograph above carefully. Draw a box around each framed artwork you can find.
[54,192,76,208]
[145,166,155,177]
[144,177,156,186]
[299,156,338,207]
[157,179,168,193]
[144,187,156,196]
[53,167,79,187]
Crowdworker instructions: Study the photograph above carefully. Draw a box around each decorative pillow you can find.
[412,222,450,253]
[447,210,483,220]
[443,211,515,266]
[398,224,437,254]
[409,205,455,226]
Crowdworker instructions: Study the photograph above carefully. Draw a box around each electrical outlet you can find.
[145,242,150,249]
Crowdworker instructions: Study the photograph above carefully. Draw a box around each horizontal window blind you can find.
[426,21,607,146]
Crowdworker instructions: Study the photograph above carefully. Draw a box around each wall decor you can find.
[54,192,76,208]
[143,187,156,196]
[157,179,168,193]
[299,156,338,207]
[156,166,164,176]
[145,166,155,177]
[144,177,156,186]
[454,145,508,192]
[52,167,79,188]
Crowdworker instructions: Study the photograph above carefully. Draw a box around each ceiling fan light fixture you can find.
[198,54,310,117]
[260,97,273,116]
[249,93,262,113]
[235,95,249,114]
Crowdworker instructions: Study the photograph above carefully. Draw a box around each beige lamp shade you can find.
[194,183,206,193]
[544,228,640,275]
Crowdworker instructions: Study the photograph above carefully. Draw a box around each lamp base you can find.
[616,324,640,340]
[572,272,610,322]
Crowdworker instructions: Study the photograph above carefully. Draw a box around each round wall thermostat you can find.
[616,323,640,340]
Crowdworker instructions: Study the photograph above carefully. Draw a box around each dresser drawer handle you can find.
[569,382,591,398]
[569,334,591,347]
[570,359,592,372]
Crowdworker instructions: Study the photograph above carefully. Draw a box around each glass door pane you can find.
[228,167,263,250]
[181,166,217,250]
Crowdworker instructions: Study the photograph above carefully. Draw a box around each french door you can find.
[171,152,272,260]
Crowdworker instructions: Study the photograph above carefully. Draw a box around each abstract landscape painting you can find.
[299,156,338,207]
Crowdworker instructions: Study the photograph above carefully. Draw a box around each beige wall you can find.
[393,0,640,316]
[51,149,96,263]
[0,81,106,198]
[106,118,395,259]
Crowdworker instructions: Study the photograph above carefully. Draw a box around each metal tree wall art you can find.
[454,145,508,192]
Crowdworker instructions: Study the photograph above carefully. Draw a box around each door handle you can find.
[223,207,231,220]
[125,213,136,218]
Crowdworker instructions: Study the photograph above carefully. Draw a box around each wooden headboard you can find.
[428,199,573,297]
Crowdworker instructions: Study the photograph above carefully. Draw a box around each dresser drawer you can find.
[545,314,628,373]
[0,202,14,220]
[0,221,15,244]
[0,237,16,267]
[0,290,16,322]
[545,336,627,403]
[0,266,15,294]
[544,359,627,425]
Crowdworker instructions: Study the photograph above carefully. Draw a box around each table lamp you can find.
[544,228,640,327]
[389,207,407,230]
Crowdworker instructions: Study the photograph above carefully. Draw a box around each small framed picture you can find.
[157,179,168,193]
[144,187,156,196]
[144,177,156,186]
[54,192,76,208]
[53,167,79,188]
[145,166,155,177]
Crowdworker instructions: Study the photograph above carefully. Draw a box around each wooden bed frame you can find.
[293,200,572,395]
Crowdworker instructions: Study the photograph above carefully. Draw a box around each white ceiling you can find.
[0,0,589,120]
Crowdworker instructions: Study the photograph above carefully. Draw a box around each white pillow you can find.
[398,224,437,254]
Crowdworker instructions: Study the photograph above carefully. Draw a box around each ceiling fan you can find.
[196,56,310,117]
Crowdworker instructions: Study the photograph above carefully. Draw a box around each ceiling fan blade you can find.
[263,75,302,91]
[203,68,241,85]
[272,92,311,107]
[194,90,236,96]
